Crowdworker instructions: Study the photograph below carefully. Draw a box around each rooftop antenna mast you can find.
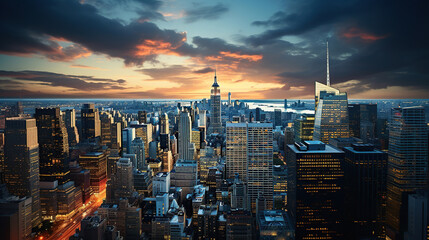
[326,41,330,86]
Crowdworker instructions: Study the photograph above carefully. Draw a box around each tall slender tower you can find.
[313,43,349,143]
[208,71,222,134]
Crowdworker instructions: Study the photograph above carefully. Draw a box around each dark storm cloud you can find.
[193,67,214,74]
[0,0,185,65]
[0,70,127,91]
[177,36,262,60]
[85,0,163,10]
[244,0,429,96]
[184,3,229,23]
[137,65,190,79]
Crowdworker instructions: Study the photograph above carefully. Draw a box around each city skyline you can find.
[1,1,429,240]
[1,0,429,100]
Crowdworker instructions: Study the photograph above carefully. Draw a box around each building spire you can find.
[326,41,330,86]
[212,68,219,87]
[214,68,217,83]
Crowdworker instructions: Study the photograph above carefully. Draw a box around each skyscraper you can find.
[138,111,147,124]
[160,113,169,134]
[130,122,152,159]
[108,158,134,202]
[274,109,282,127]
[4,117,41,227]
[348,104,377,142]
[208,71,222,134]
[226,123,247,182]
[198,110,206,127]
[81,104,101,141]
[178,111,193,161]
[79,152,107,194]
[287,141,345,240]
[35,107,70,184]
[122,128,135,154]
[386,107,428,239]
[255,107,261,122]
[343,143,387,239]
[100,112,114,147]
[293,114,314,142]
[228,92,231,105]
[226,122,274,212]
[63,109,79,147]
[247,123,273,212]
[129,137,145,170]
[313,43,349,143]
[313,82,349,143]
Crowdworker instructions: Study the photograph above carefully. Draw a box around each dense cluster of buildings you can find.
[0,46,428,240]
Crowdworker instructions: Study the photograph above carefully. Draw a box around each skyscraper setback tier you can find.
[208,72,222,134]
[386,107,428,240]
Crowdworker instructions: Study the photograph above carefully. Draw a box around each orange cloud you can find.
[135,38,186,57]
[219,51,263,61]
[342,28,387,41]
[70,64,106,70]
[161,11,185,20]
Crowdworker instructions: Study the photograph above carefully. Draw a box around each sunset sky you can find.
[1,0,428,99]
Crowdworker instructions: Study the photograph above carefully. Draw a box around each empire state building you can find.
[208,71,222,134]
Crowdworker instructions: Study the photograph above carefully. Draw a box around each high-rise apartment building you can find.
[4,117,41,227]
[386,107,428,239]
